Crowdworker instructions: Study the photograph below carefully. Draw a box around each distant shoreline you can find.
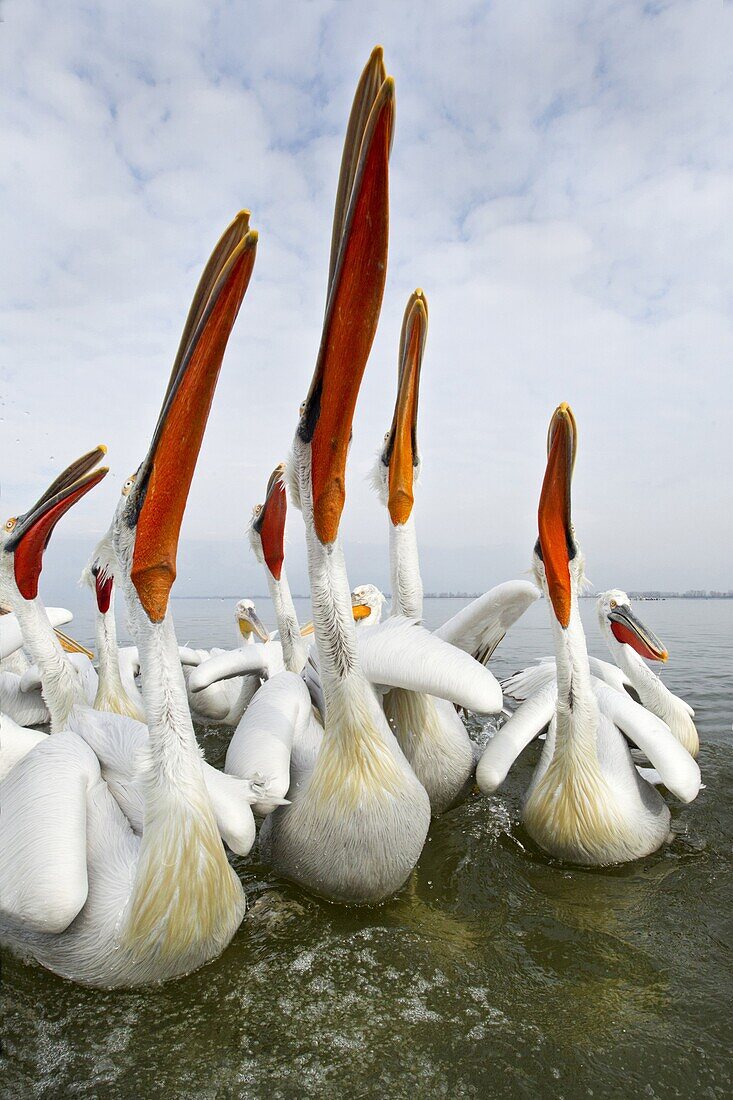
[170,592,733,601]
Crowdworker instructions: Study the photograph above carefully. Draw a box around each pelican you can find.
[477,404,700,865]
[370,289,539,812]
[79,536,146,721]
[0,446,106,733]
[596,590,699,758]
[351,584,386,627]
[0,214,257,985]
[501,591,699,759]
[253,48,435,904]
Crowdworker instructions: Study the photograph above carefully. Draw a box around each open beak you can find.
[252,465,287,581]
[537,403,577,628]
[92,562,114,615]
[129,217,257,622]
[383,289,427,526]
[609,605,668,662]
[238,609,269,643]
[298,62,395,545]
[6,447,108,600]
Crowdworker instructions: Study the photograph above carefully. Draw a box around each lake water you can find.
[2,597,732,1098]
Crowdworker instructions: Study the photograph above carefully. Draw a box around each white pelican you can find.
[595,590,699,758]
[370,289,538,812]
[256,49,433,904]
[0,446,106,732]
[477,404,700,865]
[223,466,324,814]
[501,592,699,760]
[0,213,257,985]
[350,584,386,626]
[79,536,146,721]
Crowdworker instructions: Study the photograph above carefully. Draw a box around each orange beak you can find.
[129,217,257,622]
[298,63,395,545]
[6,447,108,600]
[253,465,287,581]
[537,403,577,628]
[383,289,427,526]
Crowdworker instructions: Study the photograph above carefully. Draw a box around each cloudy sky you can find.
[1,0,731,604]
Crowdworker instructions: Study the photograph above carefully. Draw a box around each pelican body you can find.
[477,405,700,866]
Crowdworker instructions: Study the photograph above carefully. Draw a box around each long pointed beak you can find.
[54,629,94,661]
[7,448,108,600]
[298,67,395,545]
[129,221,258,622]
[383,289,427,526]
[609,605,668,662]
[252,464,287,580]
[299,620,315,637]
[537,403,577,628]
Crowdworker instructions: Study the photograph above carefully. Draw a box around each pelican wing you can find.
[0,732,93,934]
[226,672,309,814]
[593,681,701,803]
[188,645,276,692]
[501,658,556,701]
[435,581,540,666]
[0,607,73,660]
[0,713,47,782]
[356,617,503,714]
[476,683,557,793]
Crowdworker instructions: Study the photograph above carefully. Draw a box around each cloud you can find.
[0,0,731,605]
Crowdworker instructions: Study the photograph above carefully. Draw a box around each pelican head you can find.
[373,289,427,524]
[250,464,287,580]
[597,590,668,662]
[234,598,269,643]
[0,447,108,606]
[351,584,386,626]
[532,403,586,626]
[79,530,118,615]
[112,215,258,623]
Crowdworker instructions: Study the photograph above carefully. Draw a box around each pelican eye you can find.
[121,476,136,497]
[4,517,17,532]
[610,599,617,609]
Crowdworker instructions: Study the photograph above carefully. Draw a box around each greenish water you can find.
[2,598,732,1098]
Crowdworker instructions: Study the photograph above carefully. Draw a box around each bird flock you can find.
[0,48,702,989]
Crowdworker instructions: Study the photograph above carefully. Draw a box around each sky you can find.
[1,0,732,607]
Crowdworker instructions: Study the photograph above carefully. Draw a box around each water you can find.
[2,597,732,1098]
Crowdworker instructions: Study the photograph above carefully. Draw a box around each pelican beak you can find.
[351,603,371,622]
[299,620,315,637]
[54,629,94,661]
[252,465,287,581]
[91,561,114,614]
[128,216,257,622]
[383,290,427,526]
[238,608,269,643]
[6,446,108,600]
[297,63,395,545]
[537,403,577,628]
[608,605,668,662]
